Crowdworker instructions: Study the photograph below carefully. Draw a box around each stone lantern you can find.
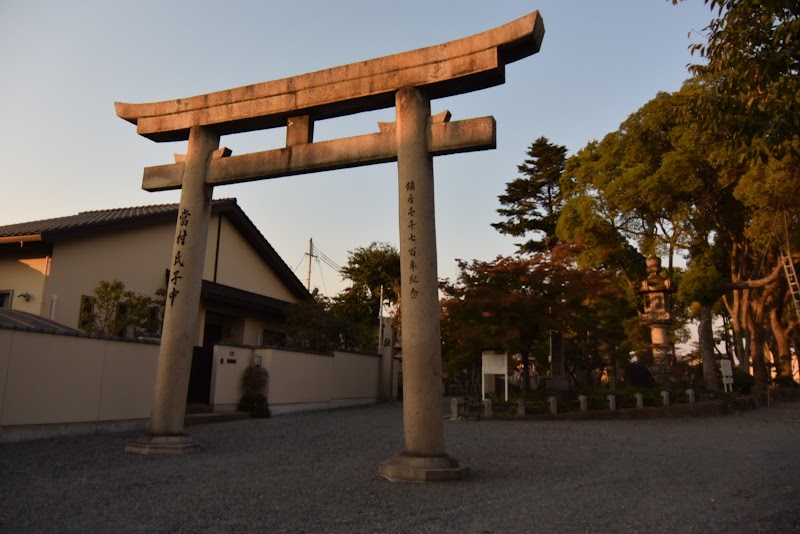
[638,257,674,383]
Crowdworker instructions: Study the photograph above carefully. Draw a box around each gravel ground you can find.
[1,401,799,533]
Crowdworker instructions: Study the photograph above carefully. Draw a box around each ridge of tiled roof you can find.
[0,199,238,238]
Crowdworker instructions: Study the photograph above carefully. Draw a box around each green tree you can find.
[80,279,162,337]
[440,246,636,393]
[492,137,568,254]
[339,242,401,305]
[674,0,800,159]
[440,254,557,393]
[285,242,401,354]
[558,87,724,389]
[559,76,799,397]
[284,290,339,352]
[670,0,800,392]
[552,245,640,388]
[330,284,380,352]
[336,242,401,352]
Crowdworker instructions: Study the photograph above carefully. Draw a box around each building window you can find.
[0,290,12,309]
[78,295,96,331]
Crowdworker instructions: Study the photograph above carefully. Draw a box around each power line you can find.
[315,257,329,295]
[303,239,345,296]
[291,254,306,274]
[316,247,343,274]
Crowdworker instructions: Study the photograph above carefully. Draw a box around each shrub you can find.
[239,365,270,418]
[731,368,755,395]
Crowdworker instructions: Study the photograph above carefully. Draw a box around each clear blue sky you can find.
[0,1,713,295]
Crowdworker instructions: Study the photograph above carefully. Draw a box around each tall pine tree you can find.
[492,136,567,254]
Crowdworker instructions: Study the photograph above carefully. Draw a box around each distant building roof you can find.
[0,202,183,239]
[0,309,84,334]
[0,199,310,301]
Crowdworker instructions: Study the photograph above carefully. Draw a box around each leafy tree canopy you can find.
[286,242,401,354]
[493,137,568,254]
[440,245,638,391]
[674,0,800,159]
[339,241,401,305]
[81,279,162,337]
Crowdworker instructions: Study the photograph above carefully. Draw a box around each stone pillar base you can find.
[379,452,468,482]
[125,433,199,455]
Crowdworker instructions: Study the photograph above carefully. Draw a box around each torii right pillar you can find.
[378,87,466,481]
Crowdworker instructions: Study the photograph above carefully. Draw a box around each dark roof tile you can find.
[0,198,310,301]
[0,201,213,237]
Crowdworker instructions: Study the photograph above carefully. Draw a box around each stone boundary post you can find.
[483,399,493,418]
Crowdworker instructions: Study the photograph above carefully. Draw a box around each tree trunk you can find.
[749,289,772,403]
[793,329,800,383]
[725,290,749,369]
[698,304,718,391]
[739,288,752,372]
[721,311,733,361]
[750,328,770,403]
[520,352,531,394]
[769,304,793,382]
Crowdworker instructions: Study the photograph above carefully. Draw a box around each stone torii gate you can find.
[117,10,544,482]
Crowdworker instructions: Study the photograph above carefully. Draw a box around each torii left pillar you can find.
[126,126,219,454]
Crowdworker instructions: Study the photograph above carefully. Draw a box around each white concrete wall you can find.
[210,345,380,415]
[0,328,158,442]
[209,345,253,411]
[331,351,381,403]
[2,333,380,441]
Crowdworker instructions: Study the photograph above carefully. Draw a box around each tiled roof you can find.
[0,309,84,334]
[201,280,289,316]
[0,198,310,301]
[0,200,235,238]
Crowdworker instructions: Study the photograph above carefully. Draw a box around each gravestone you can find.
[547,330,570,391]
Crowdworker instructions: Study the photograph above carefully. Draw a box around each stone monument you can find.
[638,257,674,384]
[116,11,544,481]
[547,330,570,391]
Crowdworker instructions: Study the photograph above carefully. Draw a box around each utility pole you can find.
[306,238,315,292]
[378,284,384,353]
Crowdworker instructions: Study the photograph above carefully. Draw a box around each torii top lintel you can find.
[115,11,544,143]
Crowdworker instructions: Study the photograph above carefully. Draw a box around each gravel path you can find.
[1,401,799,533]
